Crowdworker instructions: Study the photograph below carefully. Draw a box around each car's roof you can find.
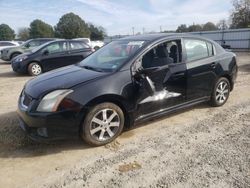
[53,39,87,42]
[118,33,213,42]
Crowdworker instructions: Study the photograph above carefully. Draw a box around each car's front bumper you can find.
[11,60,27,74]
[17,93,81,141]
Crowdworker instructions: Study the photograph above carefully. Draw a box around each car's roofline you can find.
[117,33,217,43]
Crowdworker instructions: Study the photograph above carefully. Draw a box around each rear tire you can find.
[28,62,42,76]
[81,102,124,146]
[210,77,230,107]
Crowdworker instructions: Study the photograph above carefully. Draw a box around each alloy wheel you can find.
[31,64,42,75]
[90,108,120,141]
[215,81,229,104]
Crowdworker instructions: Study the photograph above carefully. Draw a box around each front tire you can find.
[210,77,230,107]
[28,62,42,76]
[81,102,124,146]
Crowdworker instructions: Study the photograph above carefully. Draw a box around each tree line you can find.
[176,0,250,33]
[0,12,106,41]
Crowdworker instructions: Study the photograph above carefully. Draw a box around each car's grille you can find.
[21,91,32,108]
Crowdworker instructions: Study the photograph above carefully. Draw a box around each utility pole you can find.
[132,27,135,35]
[160,25,162,33]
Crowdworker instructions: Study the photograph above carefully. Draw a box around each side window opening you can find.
[70,41,89,50]
[184,39,214,62]
[43,42,67,54]
[207,42,214,57]
[141,40,182,69]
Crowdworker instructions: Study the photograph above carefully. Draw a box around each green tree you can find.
[188,24,203,32]
[17,27,30,40]
[0,24,15,40]
[176,24,188,33]
[203,22,218,31]
[29,19,54,38]
[230,0,250,28]
[55,12,90,39]
[88,23,106,40]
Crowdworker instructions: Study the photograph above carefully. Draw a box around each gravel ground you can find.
[0,53,249,188]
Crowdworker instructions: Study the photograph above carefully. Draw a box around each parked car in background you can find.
[0,41,20,59]
[1,38,55,61]
[74,38,104,50]
[17,34,237,146]
[17,41,25,45]
[0,41,19,50]
[12,39,93,76]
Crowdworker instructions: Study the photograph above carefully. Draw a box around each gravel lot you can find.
[0,53,249,188]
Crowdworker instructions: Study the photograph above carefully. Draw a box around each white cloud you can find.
[0,0,232,36]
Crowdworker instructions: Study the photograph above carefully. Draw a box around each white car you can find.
[74,38,104,50]
[0,41,19,59]
[0,41,19,50]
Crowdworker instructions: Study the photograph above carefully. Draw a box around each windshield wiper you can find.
[82,65,104,72]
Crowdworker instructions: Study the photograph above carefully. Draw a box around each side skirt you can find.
[134,97,210,124]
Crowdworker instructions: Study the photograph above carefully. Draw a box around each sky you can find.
[0,0,232,36]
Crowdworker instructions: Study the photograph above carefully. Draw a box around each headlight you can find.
[16,55,28,62]
[37,89,73,112]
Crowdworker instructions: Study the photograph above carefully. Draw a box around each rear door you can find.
[40,41,68,71]
[183,38,217,100]
[67,41,92,65]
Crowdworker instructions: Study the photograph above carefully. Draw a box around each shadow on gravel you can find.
[0,111,90,158]
[239,64,250,73]
[0,71,29,78]
[0,61,10,65]
[0,103,211,158]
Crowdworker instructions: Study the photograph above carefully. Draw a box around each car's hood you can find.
[25,65,108,99]
[12,52,32,62]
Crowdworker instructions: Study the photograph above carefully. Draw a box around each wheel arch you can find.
[10,51,22,59]
[220,74,233,91]
[27,60,43,71]
[83,94,133,130]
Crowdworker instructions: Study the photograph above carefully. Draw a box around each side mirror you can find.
[43,50,49,55]
[25,43,30,48]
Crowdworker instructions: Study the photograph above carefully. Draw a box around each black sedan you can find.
[17,34,238,146]
[11,39,93,76]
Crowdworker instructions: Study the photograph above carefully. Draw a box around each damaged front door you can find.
[133,39,187,119]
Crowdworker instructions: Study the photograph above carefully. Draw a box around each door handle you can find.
[173,72,185,77]
[210,62,216,68]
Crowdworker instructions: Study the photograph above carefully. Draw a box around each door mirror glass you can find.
[25,43,30,48]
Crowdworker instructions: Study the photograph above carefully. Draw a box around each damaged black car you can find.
[17,34,238,146]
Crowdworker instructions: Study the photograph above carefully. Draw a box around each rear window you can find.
[184,39,214,62]
[207,42,214,56]
[69,41,89,50]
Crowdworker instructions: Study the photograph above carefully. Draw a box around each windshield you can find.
[21,39,32,47]
[79,40,146,72]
